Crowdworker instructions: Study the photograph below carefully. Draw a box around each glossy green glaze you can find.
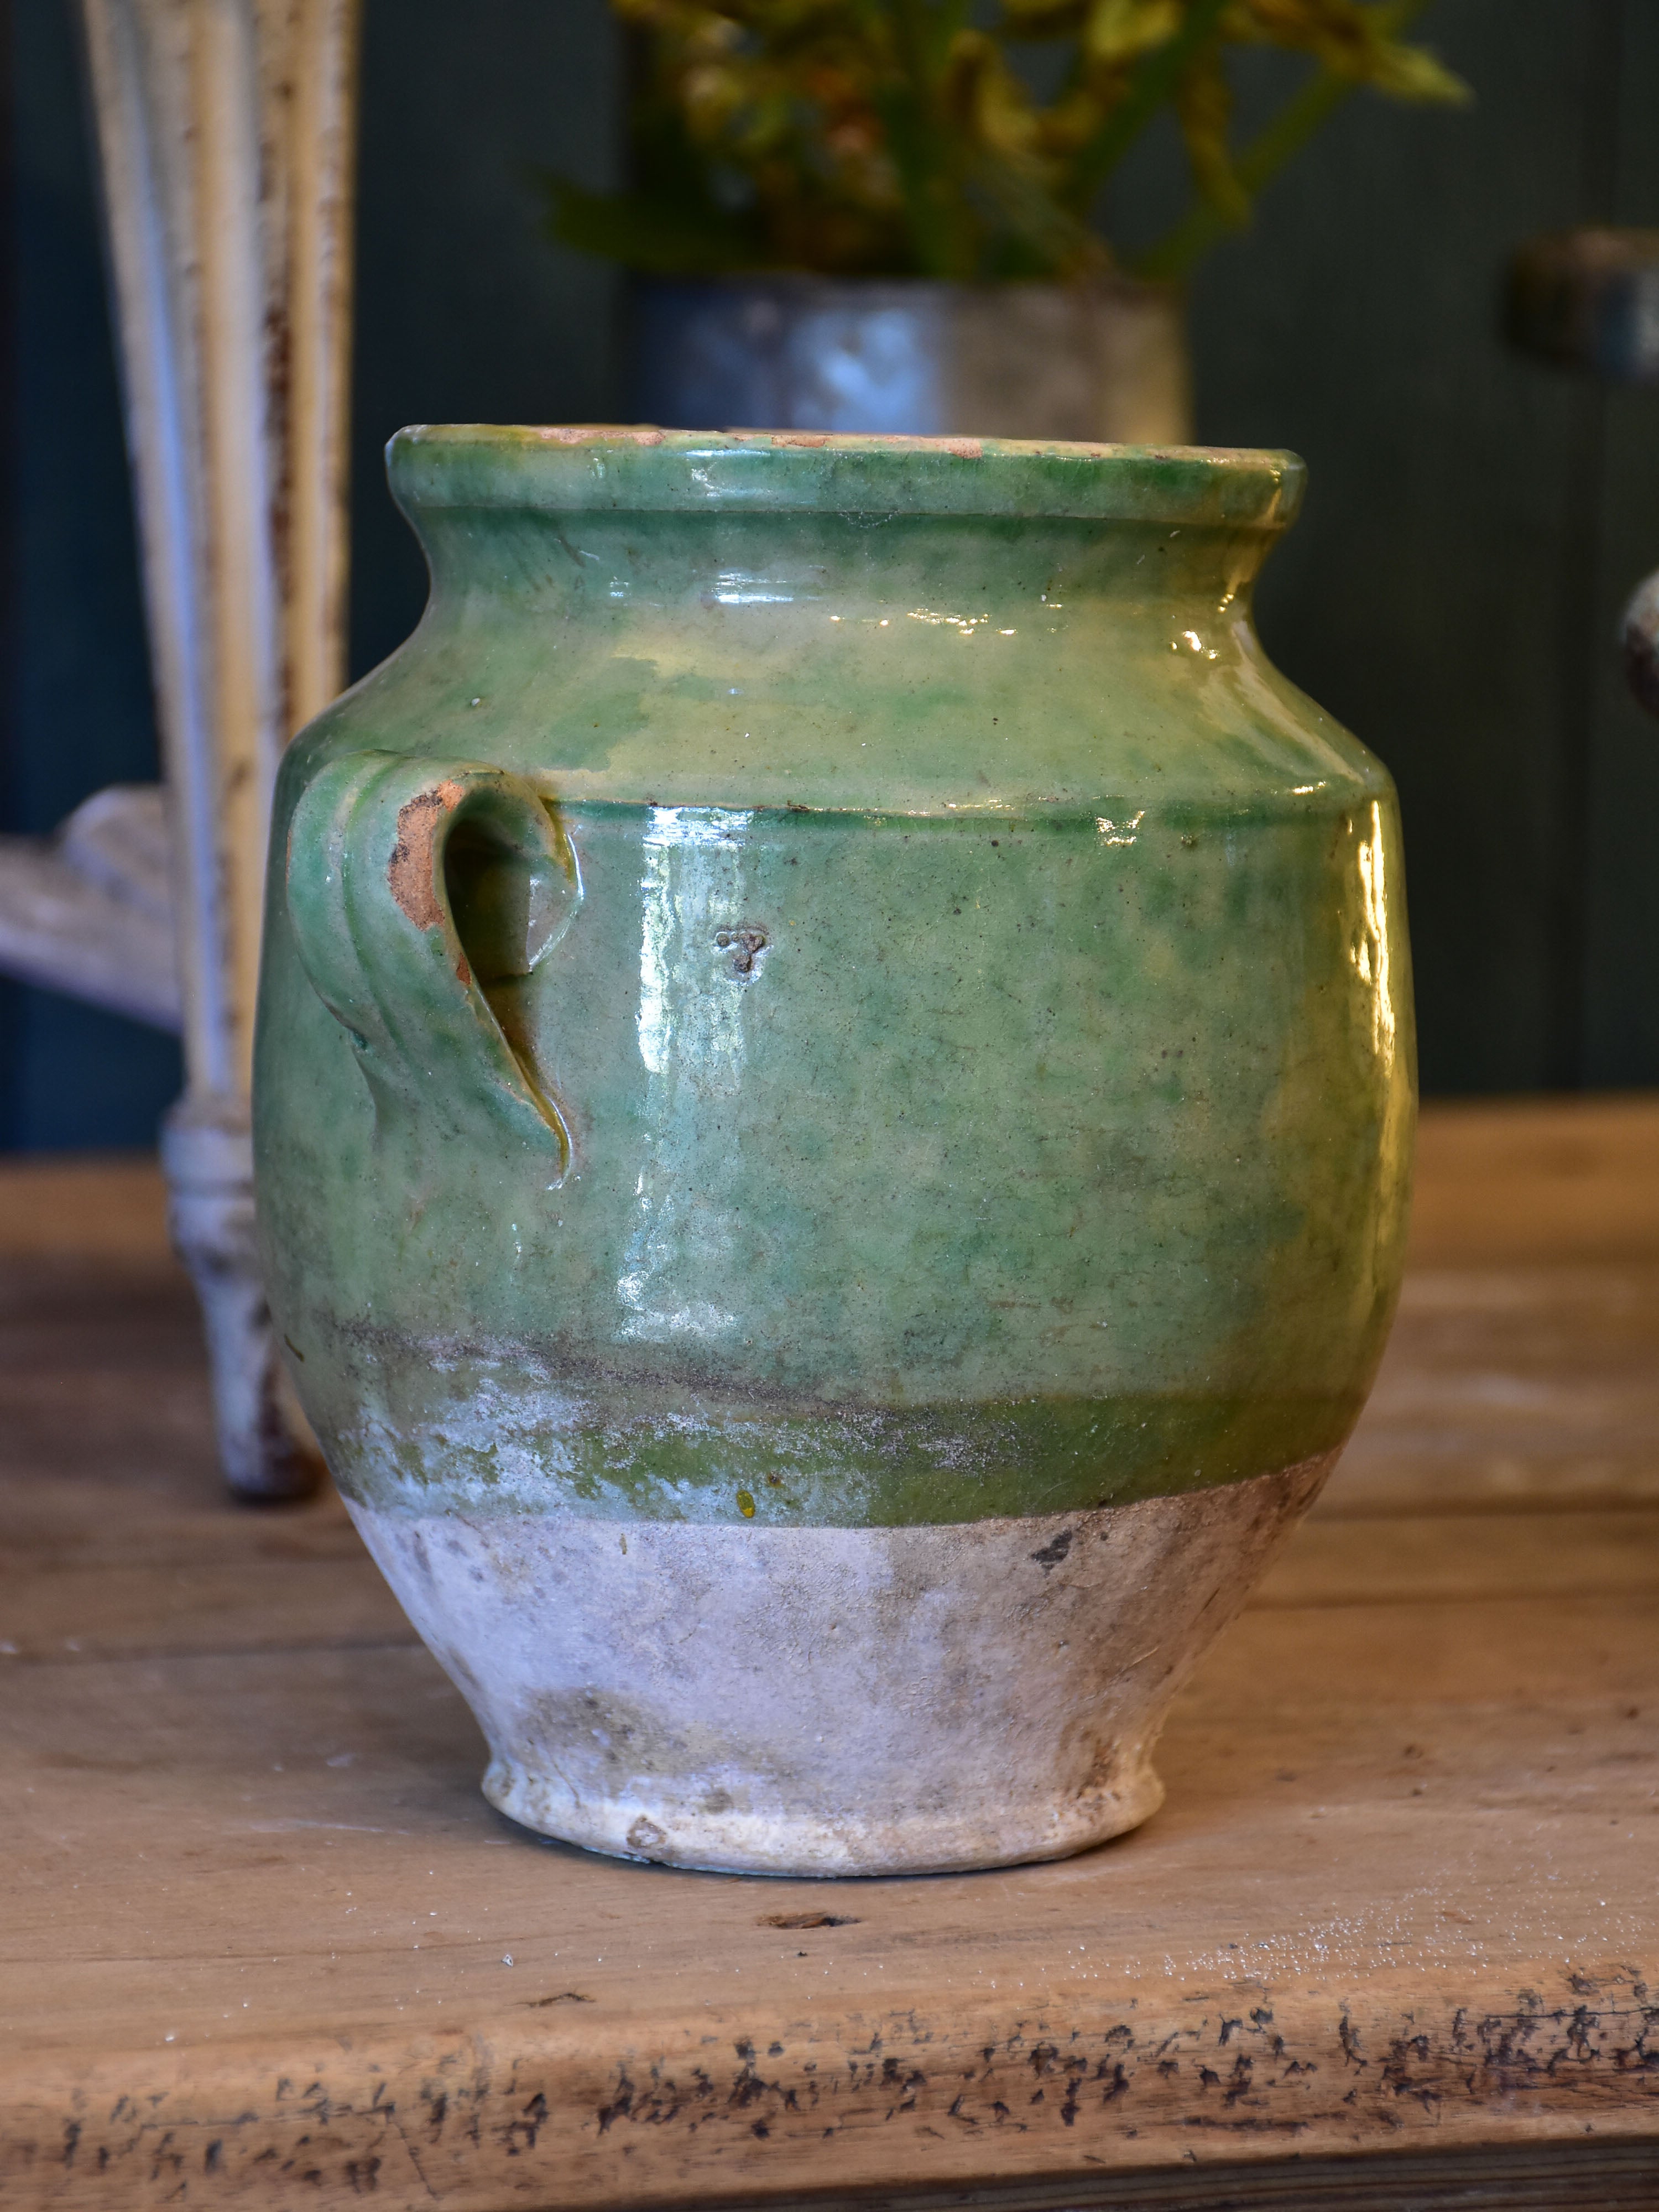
[255,427,1415,1530]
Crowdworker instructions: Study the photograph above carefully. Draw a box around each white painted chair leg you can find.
[79,0,361,1498]
[161,1099,317,1501]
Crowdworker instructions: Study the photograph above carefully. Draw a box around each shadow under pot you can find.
[255,425,1416,1877]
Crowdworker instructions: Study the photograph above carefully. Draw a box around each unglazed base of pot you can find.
[347,1453,1332,1877]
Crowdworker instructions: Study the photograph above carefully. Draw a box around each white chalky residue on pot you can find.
[348,1453,1331,1877]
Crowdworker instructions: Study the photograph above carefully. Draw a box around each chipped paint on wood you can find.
[4,1969,1656,2208]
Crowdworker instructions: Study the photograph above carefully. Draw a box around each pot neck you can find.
[409,504,1275,630]
[387,427,1303,653]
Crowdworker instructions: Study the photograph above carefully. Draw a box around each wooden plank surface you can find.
[1,1100,1657,2210]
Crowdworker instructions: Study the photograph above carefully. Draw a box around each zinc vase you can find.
[632,274,1192,445]
[255,427,1415,1877]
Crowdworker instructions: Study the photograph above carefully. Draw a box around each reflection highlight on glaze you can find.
[711,572,797,606]
[907,607,990,638]
[1354,799,1396,1068]
[618,807,756,1342]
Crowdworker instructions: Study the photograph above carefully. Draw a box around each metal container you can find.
[632,274,1192,444]
[1506,228,1659,385]
[1506,229,1659,719]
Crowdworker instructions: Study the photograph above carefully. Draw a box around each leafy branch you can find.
[1132,0,1443,279]
[544,0,1469,283]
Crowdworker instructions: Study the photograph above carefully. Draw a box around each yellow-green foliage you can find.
[548,0,1467,280]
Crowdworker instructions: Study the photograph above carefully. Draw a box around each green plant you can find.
[546,0,1468,284]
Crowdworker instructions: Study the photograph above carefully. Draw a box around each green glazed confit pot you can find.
[255,426,1415,1877]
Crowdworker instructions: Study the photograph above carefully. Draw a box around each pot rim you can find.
[389,425,1304,531]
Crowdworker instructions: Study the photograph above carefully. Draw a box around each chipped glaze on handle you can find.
[284,750,579,1162]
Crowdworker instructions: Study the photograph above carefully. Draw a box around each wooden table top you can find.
[2,1098,1657,2211]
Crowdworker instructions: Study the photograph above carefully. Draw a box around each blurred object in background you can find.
[1507,225,1659,383]
[632,272,1190,441]
[72,0,362,1498]
[0,0,364,1500]
[557,0,1468,439]
[1507,223,1659,722]
[1624,566,1659,719]
[0,785,178,1031]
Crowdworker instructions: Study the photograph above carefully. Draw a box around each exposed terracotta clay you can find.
[386,781,462,930]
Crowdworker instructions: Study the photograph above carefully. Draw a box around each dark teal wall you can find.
[2,0,179,1145]
[347,0,623,678]
[3,0,1655,1146]
[1172,1,1659,1094]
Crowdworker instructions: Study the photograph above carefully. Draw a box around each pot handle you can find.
[285,750,580,1166]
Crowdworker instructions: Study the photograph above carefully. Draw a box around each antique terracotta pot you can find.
[255,427,1415,1877]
